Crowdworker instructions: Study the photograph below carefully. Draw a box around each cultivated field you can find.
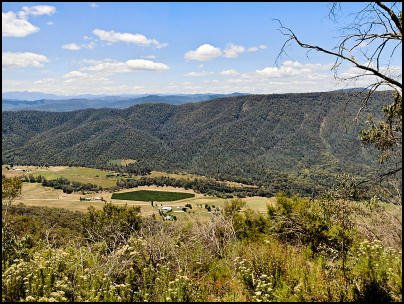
[111,190,195,201]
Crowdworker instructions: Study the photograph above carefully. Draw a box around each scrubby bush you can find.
[1,178,401,302]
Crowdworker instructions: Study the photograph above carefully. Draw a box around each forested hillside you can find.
[2,90,393,195]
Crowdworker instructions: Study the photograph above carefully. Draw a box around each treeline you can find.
[116,176,273,198]
[21,175,102,193]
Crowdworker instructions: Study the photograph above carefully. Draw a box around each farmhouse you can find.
[160,206,172,213]
[163,215,175,221]
[13,168,26,172]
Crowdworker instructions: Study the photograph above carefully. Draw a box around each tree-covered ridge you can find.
[2,91,393,195]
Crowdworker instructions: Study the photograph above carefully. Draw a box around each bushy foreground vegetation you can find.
[2,177,401,302]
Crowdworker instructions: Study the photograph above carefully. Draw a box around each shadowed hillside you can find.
[2,90,393,195]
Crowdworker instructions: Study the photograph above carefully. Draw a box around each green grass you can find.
[30,166,118,188]
[111,190,195,202]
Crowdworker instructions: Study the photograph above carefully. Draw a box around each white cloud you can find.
[2,11,39,37]
[93,29,167,48]
[247,45,266,52]
[81,59,169,74]
[90,3,99,8]
[184,44,222,61]
[247,46,258,52]
[62,41,95,51]
[185,43,267,61]
[19,5,56,18]
[126,59,169,71]
[2,51,48,68]
[46,21,53,26]
[223,44,245,58]
[62,43,81,51]
[63,71,88,78]
[34,78,56,85]
[256,60,329,78]
[78,58,115,65]
[220,69,239,76]
[186,71,214,77]
[3,6,55,37]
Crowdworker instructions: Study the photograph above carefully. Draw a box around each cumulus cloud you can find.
[19,5,56,18]
[185,43,267,61]
[93,29,167,48]
[223,44,245,58]
[184,44,222,61]
[80,58,169,74]
[220,69,239,76]
[2,11,39,37]
[186,71,214,77]
[2,51,48,68]
[127,59,169,70]
[3,5,55,37]
[256,60,329,78]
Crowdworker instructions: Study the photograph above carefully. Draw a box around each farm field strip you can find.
[111,190,195,202]
[2,165,257,189]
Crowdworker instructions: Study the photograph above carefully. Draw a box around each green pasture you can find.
[111,190,195,202]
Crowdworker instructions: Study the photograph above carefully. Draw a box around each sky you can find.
[2,2,402,96]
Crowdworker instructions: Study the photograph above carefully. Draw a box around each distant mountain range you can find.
[2,90,394,195]
[2,91,146,101]
[2,93,248,112]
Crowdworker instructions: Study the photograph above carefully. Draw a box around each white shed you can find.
[161,206,172,213]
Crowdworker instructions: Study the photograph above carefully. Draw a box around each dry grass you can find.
[351,200,402,250]
[9,182,274,219]
[2,165,118,188]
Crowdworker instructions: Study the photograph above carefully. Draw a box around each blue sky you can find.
[2,2,402,95]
